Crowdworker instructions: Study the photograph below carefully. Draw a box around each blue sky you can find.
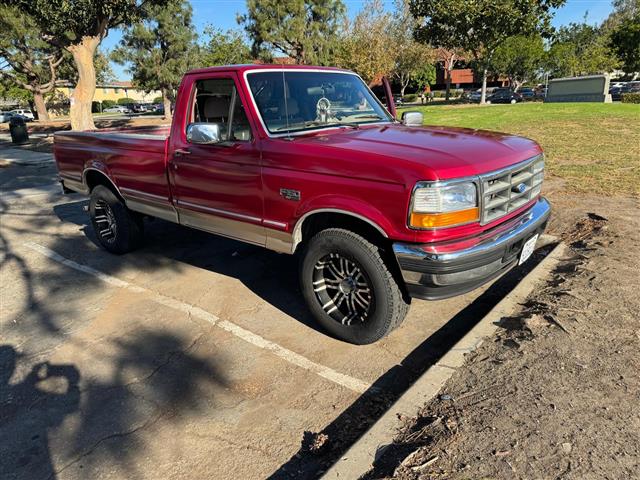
[102,0,616,80]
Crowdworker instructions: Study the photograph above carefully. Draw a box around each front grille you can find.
[479,155,544,224]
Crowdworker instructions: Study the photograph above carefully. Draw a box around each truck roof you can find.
[186,64,350,76]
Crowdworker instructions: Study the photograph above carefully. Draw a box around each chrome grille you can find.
[480,155,544,224]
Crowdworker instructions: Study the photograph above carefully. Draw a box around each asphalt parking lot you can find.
[0,153,548,479]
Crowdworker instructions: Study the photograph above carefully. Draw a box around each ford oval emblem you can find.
[513,183,527,194]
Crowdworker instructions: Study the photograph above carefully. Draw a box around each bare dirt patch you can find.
[365,193,640,480]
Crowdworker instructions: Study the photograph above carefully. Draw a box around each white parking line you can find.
[24,241,371,394]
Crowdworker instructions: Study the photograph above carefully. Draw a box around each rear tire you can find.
[89,185,144,254]
[300,228,409,344]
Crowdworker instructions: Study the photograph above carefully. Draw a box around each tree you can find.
[0,5,65,121]
[112,0,198,120]
[602,0,639,30]
[546,22,620,77]
[491,35,545,91]
[7,0,166,130]
[334,0,395,85]
[412,63,436,92]
[609,15,640,76]
[411,0,565,103]
[239,0,346,65]
[389,0,435,97]
[200,27,253,67]
[435,48,465,101]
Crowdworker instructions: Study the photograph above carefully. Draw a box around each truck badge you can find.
[280,188,301,201]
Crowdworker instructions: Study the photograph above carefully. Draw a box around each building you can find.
[56,81,162,104]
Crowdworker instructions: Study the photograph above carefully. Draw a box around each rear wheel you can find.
[300,228,409,344]
[89,185,144,254]
[510,98,517,104]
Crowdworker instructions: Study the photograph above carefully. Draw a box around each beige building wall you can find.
[56,84,162,103]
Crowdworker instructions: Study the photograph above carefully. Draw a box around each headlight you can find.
[409,181,479,229]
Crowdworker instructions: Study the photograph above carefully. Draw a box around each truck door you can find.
[169,72,264,246]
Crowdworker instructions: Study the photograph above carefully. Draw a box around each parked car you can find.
[393,95,404,106]
[130,104,147,113]
[518,87,536,100]
[466,89,482,102]
[9,108,34,120]
[610,86,625,101]
[0,111,15,123]
[103,106,131,114]
[487,89,523,104]
[54,64,550,345]
[612,82,640,100]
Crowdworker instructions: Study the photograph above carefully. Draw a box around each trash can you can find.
[9,116,29,144]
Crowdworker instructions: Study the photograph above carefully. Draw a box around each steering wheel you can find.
[316,97,331,123]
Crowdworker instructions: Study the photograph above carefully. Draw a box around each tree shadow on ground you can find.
[0,331,226,480]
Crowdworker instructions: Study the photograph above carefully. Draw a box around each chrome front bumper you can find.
[393,197,551,300]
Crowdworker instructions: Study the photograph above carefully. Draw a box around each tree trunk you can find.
[32,92,50,122]
[67,36,100,130]
[480,68,488,104]
[162,89,172,121]
[445,69,452,101]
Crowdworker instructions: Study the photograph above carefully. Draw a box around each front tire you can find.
[300,228,409,344]
[89,185,144,254]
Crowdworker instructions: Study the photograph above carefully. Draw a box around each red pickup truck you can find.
[55,64,550,344]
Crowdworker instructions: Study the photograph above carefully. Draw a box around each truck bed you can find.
[55,125,172,202]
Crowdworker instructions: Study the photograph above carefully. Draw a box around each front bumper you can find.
[393,197,551,300]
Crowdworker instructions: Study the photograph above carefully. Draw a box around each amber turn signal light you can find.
[410,207,479,229]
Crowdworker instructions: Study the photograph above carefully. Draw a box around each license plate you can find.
[519,234,539,265]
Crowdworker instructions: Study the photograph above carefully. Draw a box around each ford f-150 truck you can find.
[54,64,550,344]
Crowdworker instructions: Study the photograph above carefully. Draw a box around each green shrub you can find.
[621,92,640,104]
[403,93,418,102]
[152,96,163,104]
[117,97,132,105]
[101,99,116,108]
[91,101,101,113]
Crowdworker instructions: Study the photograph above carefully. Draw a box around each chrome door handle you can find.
[174,148,191,156]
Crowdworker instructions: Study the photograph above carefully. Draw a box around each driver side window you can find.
[190,77,252,142]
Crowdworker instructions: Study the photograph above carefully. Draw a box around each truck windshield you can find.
[246,70,393,134]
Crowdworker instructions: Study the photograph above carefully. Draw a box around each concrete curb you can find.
[322,240,567,479]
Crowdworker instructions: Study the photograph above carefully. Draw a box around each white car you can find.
[103,106,131,114]
[9,108,34,120]
[0,111,14,123]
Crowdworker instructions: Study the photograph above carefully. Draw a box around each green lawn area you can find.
[400,102,640,196]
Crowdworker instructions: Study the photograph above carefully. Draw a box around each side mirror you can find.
[401,111,423,126]
[187,123,222,144]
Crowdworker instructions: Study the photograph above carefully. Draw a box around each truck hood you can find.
[295,123,542,180]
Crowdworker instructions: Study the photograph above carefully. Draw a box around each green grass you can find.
[400,102,640,196]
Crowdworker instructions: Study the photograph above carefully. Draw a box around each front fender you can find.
[292,194,395,248]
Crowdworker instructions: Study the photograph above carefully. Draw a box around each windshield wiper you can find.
[273,120,359,132]
[350,114,384,120]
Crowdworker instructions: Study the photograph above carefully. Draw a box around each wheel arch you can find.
[83,168,125,202]
[292,209,389,253]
